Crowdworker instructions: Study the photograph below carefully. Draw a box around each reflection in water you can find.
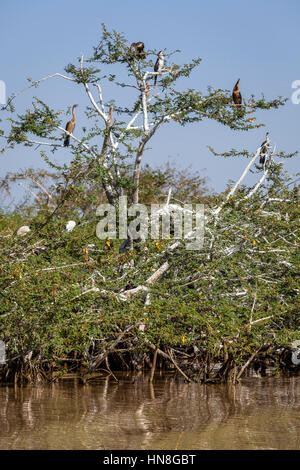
[0,373,299,450]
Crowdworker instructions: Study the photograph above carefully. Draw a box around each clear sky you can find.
[1,0,299,204]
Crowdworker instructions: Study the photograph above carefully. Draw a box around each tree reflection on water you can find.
[0,373,299,450]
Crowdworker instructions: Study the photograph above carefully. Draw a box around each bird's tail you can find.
[154,75,157,86]
[64,135,70,147]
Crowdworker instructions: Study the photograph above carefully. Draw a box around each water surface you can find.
[0,373,299,450]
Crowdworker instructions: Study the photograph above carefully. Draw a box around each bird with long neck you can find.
[259,132,270,164]
[232,78,242,106]
[154,51,164,86]
[64,104,78,147]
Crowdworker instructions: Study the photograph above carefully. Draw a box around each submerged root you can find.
[1,342,298,385]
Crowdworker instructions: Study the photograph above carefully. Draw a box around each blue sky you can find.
[1,0,299,203]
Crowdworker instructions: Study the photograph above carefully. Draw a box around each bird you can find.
[64,104,78,147]
[130,42,146,59]
[154,51,164,86]
[16,226,30,237]
[232,79,242,106]
[259,132,270,164]
[63,220,76,232]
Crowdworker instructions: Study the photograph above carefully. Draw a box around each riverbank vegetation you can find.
[0,25,298,384]
[0,160,298,384]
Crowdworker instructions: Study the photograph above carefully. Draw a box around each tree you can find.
[1,24,286,213]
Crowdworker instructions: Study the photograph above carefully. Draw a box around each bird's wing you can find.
[233,90,240,104]
[260,139,267,149]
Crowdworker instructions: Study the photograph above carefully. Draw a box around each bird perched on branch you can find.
[154,51,164,86]
[64,104,78,147]
[259,132,270,164]
[232,79,242,106]
[130,42,146,59]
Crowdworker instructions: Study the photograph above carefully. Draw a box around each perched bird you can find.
[154,51,164,86]
[130,42,146,59]
[259,132,270,164]
[64,104,78,147]
[232,79,242,106]
[63,220,76,232]
[16,225,30,237]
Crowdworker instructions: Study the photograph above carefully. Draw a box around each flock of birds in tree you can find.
[63,42,270,165]
[15,45,272,238]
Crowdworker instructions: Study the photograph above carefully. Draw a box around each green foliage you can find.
[0,163,298,378]
[7,99,61,145]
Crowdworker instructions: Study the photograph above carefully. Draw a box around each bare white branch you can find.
[80,54,107,122]
[213,146,261,217]
[6,73,76,105]
[244,144,277,200]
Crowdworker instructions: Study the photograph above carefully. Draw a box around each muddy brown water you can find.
[0,373,299,450]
